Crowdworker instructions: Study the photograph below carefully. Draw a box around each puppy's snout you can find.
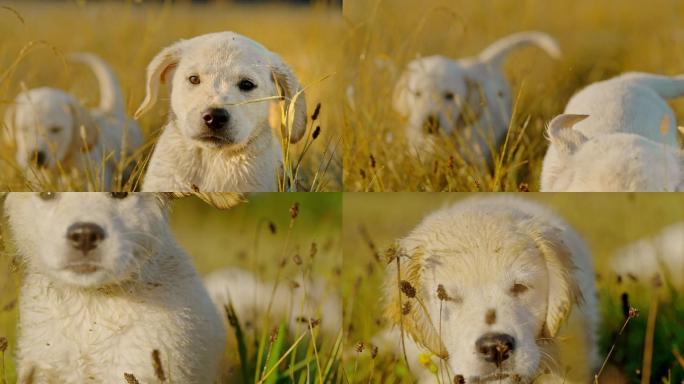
[476,333,515,367]
[67,222,106,253]
[30,150,47,168]
[202,108,230,131]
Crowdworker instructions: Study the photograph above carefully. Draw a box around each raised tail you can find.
[69,52,125,116]
[478,31,561,67]
[618,72,684,99]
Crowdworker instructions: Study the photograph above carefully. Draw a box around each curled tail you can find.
[478,31,561,67]
[618,72,684,99]
[69,52,125,116]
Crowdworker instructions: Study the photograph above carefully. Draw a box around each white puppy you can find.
[393,31,560,163]
[4,54,143,190]
[383,196,598,383]
[542,72,684,191]
[136,31,307,192]
[611,222,684,291]
[204,268,342,337]
[4,192,225,383]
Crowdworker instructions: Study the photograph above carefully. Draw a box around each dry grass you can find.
[0,2,342,191]
[341,0,684,191]
[341,193,684,383]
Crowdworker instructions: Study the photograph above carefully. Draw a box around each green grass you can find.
[341,0,684,191]
[342,193,684,383]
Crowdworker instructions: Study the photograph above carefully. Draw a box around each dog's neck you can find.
[151,119,278,191]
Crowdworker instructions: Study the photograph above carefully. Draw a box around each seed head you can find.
[401,301,412,315]
[437,284,451,301]
[354,341,365,353]
[293,253,302,265]
[370,344,379,359]
[289,202,300,219]
[311,102,321,121]
[268,221,277,234]
[518,183,530,192]
[369,154,376,168]
[124,373,140,384]
[399,280,416,298]
[628,307,639,319]
[454,374,465,384]
[151,349,166,382]
[309,242,318,259]
[0,336,7,352]
[312,126,321,140]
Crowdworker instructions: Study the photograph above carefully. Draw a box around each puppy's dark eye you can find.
[49,126,62,134]
[110,192,129,199]
[188,75,201,85]
[38,192,57,201]
[444,92,454,101]
[509,283,529,296]
[238,79,256,91]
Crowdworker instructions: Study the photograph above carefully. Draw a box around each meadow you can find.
[341,193,684,383]
[0,192,343,383]
[0,1,342,191]
[341,0,684,191]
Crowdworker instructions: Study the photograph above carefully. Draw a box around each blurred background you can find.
[0,0,342,190]
[342,193,684,383]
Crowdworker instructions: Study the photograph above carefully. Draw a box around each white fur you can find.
[204,268,342,337]
[383,196,598,383]
[4,54,142,190]
[542,72,684,191]
[393,31,560,163]
[5,193,225,383]
[611,222,684,290]
[137,31,307,192]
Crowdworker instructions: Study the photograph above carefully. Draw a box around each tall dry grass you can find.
[341,0,684,191]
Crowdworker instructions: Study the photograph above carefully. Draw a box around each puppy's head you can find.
[136,31,307,150]
[546,114,683,191]
[385,201,580,382]
[5,193,169,288]
[6,88,96,169]
[394,56,480,139]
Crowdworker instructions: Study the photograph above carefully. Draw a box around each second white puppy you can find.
[4,54,142,190]
[5,192,225,383]
[542,72,684,191]
[136,31,307,192]
[393,31,560,162]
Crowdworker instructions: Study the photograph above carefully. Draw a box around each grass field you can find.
[0,192,343,383]
[341,0,684,191]
[0,1,342,191]
[341,193,684,383]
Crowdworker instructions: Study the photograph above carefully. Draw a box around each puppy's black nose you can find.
[202,108,230,131]
[476,333,515,367]
[67,222,106,253]
[31,150,47,167]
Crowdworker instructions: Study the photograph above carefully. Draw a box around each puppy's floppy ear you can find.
[270,53,307,143]
[67,101,98,150]
[523,220,582,338]
[2,104,15,144]
[135,42,184,119]
[546,114,589,154]
[392,71,410,117]
[384,243,448,359]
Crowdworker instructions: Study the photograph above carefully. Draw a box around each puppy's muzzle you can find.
[30,150,47,168]
[67,222,106,254]
[476,332,516,367]
[202,108,230,131]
